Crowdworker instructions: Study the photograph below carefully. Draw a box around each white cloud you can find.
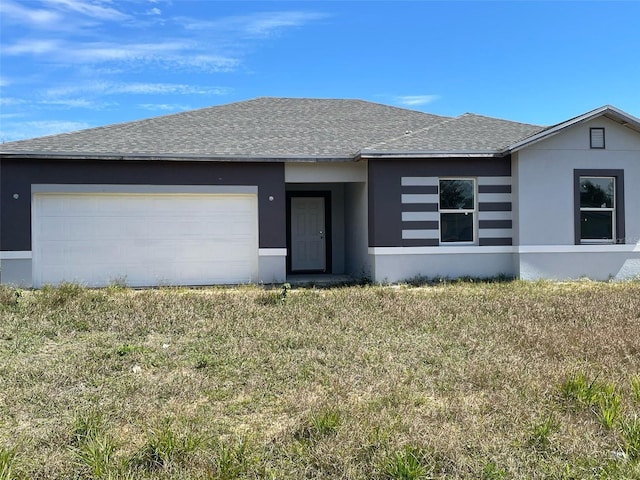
[42,0,130,21]
[395,95,440,106]
[45,82,230,97]
[0,0,63,28]
[39,98,103,108]
[137,103,191,112]
[4,39,62,55]
[147,8,161,15]
[4,38,239,72]
[0,97,27,106]
[179,10,328,37]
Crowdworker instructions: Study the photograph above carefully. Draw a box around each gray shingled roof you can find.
[0,97,448,159]
[362,113,545,154]
[0,97,548,160]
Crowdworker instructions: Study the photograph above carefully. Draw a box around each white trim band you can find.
[0,251,32,260]
[402,211,439,222]
[258,248,287,256]
[32,184,258,195]
[518,244,640,253]
[369,246,513,255]
[401,177,438,187]
[401,194,438,204]
[369,244,640,255]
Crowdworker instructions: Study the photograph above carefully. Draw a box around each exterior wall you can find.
[345,182,370,279]
[369,247,514,283]
[367,157,514,282]
[0,158,286,286]
[258,250,287,283]
[514,116,640,280]
[0,256,32,287]
[285,161,366,183]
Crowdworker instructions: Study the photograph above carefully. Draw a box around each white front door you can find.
[291,197,326,271]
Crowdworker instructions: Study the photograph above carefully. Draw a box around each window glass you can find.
[581,211,613,240]
[580,177,614,208]
[441,213,474,242]
[439,180,474,209]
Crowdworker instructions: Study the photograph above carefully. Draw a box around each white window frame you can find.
[579,176,615,244]
[438,178,477,245]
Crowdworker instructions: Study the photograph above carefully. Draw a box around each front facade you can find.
[1,99,639,287]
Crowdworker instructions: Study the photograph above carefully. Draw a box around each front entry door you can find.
[291,196,326,272]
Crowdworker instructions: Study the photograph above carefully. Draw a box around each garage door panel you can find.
[33,193,258,287]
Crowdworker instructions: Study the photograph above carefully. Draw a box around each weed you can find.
[194,354,213,369]
[107,276,128,290]
[526,416,558,451]
[0,447,16,480]
[71,411,105,446]
[561,374,622,429]
[383,446,431,480]
[39,282,86,306]
[295,408,341,440]
[257,282,292,306]
[0,286,21,308]
[560,372,600,406]
[280,282,291,304]
[210,438,249,480]
[596,384,622,429]
[620,415,640,460]
[115,344,145,357]
[132,420,200,470]
[69,411,118,478]
[71,434,117,478]
[481,461,507,479]
[631,375,640,405]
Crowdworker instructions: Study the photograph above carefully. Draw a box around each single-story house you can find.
[1,97,639,287]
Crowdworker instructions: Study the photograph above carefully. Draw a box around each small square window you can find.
[590,128,605,149]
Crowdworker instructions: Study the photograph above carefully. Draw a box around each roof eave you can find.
[0,152,357,162]
[359,150,505,159]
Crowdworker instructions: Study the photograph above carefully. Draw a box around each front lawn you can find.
[1,280,640,479]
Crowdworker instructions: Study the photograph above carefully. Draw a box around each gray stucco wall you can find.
[367,157,512,247]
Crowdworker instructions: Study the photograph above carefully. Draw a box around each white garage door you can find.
[32,192,258,287]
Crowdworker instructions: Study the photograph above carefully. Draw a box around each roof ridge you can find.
[362,114,456,150]
[458,112,544,128]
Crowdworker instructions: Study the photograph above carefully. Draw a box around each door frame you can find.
[286,191,332,274]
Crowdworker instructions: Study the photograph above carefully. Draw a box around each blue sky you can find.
[1,0,639,142]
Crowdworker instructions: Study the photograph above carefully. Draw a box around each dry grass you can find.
[1,280,640,479]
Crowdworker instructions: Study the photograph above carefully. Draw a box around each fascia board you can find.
[0,152,357,162]
[359,150,504,159]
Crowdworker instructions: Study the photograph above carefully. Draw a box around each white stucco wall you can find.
[284,161,367,183]
[514,115,640,280]
[369,248,515,283]
[515,116,640,246]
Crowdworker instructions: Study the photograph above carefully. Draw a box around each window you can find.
[439,179,475,243]
[574,169,625,245]
[579,176,615,242]
[590,128,605,149]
